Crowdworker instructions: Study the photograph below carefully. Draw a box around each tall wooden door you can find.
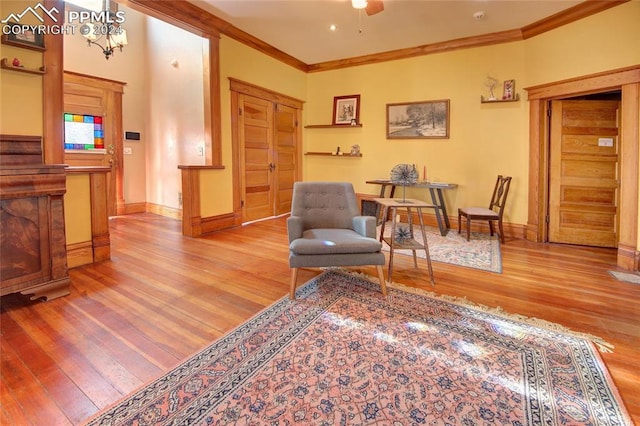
[274,103,298,215]
[548,100,620,247]
[240,95,274,222]
[239,95,299,222]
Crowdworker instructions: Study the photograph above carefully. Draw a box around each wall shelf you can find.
[304,124,363,128]
[480,93,520,103]
[305,152,362,157]
[1,58,46,75]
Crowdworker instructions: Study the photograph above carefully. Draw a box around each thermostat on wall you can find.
[125,131,140,141]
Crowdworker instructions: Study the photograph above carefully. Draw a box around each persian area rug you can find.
[378,223,502,273]
[609,270,640,285]
[84,271,630,426]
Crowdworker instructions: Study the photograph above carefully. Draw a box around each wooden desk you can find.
[374,198,435,286]
[367,179,457,236]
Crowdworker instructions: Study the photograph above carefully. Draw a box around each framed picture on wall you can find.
[1,22,45,50]
[332,95,360,125]
[386,99,450,139]
[502,79,515,100]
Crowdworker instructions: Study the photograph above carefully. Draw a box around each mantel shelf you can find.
[1,58,46,75]
[304,124,363,128]
[480,93,520,103]
[305,152,362,157]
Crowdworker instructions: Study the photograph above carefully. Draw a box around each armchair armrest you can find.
[287,216,304,243]
[352,215,378,239]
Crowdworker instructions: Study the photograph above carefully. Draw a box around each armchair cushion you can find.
[290,228,382,255]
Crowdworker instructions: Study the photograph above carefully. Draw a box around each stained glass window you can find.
[64,113,104,150]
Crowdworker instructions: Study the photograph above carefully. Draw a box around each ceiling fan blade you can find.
[365,0,384,16]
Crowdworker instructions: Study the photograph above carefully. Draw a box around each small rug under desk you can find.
[378,223,502,273]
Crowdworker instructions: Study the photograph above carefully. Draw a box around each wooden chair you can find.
[458,175,512,244]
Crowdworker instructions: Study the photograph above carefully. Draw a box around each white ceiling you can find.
[193,0,583,65]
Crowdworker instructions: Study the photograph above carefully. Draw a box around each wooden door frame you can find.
[525,65,640,270]
[229,78,304,222]
[63,71,126,216]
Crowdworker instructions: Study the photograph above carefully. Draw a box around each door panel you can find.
[240,95,274,222]
[549,100,620,247]
[274,104,298,215]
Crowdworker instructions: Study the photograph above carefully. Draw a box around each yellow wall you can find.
[305,1,640,227]
[0,1,43,136]
[305,42,529,225]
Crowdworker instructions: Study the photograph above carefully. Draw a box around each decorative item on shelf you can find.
[80,0,128,60]
[394,224,412,244]
[12,57,22,67]
[390,163,419,203]
[332,94,360,125]
[484,76,498,101]
[350,144,360,156]
[502,79,515,100]
[332,146,341,156]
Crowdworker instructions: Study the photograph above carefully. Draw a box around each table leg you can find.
[387,207,397,282]
[417,207,435,286]
[379,206,388,242]
[436,188,452,230]
[406,207,418,268]
[428,187,448,236]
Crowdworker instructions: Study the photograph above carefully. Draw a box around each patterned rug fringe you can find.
[336,268,614,353]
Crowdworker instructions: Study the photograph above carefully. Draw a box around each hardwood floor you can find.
[1,213,639,425]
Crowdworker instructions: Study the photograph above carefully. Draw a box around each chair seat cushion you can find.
[459,207,499,218]
[290,228,382,255]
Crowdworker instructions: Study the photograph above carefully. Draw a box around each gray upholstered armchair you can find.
[287,182,387,299]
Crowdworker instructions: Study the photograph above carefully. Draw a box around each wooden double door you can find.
[236,91,302,223]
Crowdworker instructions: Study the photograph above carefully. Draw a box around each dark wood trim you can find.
[200,212,240,236]
[308,29,523,73]
[202,36,223,166]
[42,0,64,165]
[63,70,127,88]
[177,165,225,170]
[524,65,640,271]
[228,78,304,109]
[180,167,202,237]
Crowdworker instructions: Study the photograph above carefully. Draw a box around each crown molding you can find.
[124,0,628,74]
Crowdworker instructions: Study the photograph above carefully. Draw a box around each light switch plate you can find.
[124,147,133,155]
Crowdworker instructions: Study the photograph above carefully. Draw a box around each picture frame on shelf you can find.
[386,99,450,139]
[1,22,45,50]
[502,79,515,100]
[332,95,360,125]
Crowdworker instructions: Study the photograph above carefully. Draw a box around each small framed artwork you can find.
[502,79,515,100]
[1,23,46,51]
[386,99,450,139]
[332,95,360,125]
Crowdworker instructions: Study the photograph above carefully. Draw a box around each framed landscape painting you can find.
[386,99,450,139]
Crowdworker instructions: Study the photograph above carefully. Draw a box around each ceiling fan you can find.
[351,0,384,16]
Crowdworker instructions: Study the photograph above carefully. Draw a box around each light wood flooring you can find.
[1,213,639,424]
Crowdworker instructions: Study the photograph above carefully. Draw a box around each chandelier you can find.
[80,0,127,60]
